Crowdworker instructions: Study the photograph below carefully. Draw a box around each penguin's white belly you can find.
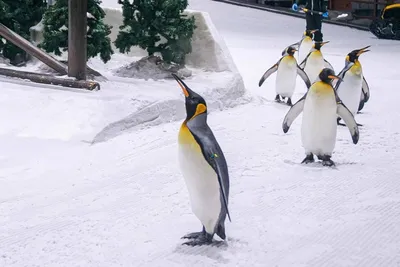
[301,92,337,156]
[337,73,363,116]
[298,40,313,64]
[304,57,325,84]
[178,143,221,234]
[276,60,297,97]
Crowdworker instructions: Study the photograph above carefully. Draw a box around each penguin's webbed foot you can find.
[322,159,335,167]
[356,122,363,127]
[275,94,281,103]
[181,228,205,240]
[182,233,214,247]
[286,98,293,106]
[337,118,346,127]
[320,155,335,167]
[301,153,314,164]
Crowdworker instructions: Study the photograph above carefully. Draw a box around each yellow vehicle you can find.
[369,3,400,39]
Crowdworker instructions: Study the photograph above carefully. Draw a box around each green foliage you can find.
[115,0,196,65]
[0,0,47,64]
[40,0,114,63]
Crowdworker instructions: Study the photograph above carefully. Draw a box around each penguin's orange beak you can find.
[172,74,191,98]
[356,45,371,56]
[320,41,330,46]
[328,75,343,82]
[310,29,319,33]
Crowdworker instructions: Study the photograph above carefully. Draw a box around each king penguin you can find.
[299,41,334,84]
[259,46,311,106]
[283,29,319,64]
[282,68,359,167]
[334,45,371,126]
[172,73,231,246]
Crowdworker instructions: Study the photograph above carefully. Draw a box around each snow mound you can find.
[91,71,248,144]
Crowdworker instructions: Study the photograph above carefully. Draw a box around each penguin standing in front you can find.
[282,68,359,167]
[299,41,334,84]
[172,74,231,246]
[283,29,319,64]
[259,46,311,106]
[334,46,371,126]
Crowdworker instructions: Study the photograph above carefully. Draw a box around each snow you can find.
[337,14,349,18]
[87,12,95,19]
[1,0,400,266]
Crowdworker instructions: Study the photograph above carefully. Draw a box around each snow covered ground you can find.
[1,0,400,266]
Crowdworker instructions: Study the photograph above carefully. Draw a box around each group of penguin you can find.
[259,28,371,166]
[168,29,371,248]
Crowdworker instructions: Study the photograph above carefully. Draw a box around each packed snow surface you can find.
[1,0,400,266]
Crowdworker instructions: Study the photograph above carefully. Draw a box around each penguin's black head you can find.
[319,68,342,84]
[172,74,207,121]
[346,45,370,63]
[286,46,297,56]
[304,29,318,38]
[313,41,329,50]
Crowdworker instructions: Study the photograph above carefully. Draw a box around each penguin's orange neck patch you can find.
[179,123,193,144]
[192,103,207,119]
[282,55,296,66]
[178,103,206,149]
[178,123,202,153]
[350,60,362,75]
[311,81,333,95]
[311,50,322,58]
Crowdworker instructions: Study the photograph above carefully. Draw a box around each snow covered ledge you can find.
[89,8,248,144]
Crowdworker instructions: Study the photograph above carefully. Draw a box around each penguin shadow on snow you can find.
[173,240,229,263]
[173,236,247,263]
[283,158,357,170]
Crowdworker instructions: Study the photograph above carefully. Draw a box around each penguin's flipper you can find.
[296,65,311,89]
[336,101,360,144]
[334,63,352,91]
[362,76,370,102]
[258,61,280,87]
[358,90,366,112]
[282,94,307,133]
[186,118,231,222]
[324,59,335,71]
[299,53,310,69]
